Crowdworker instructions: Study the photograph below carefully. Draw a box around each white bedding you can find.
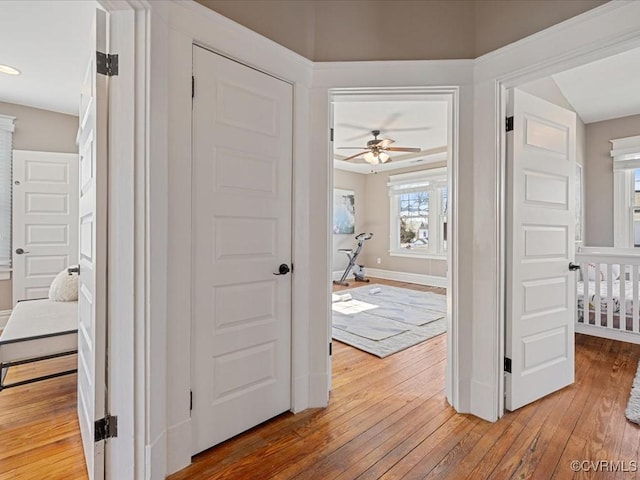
[577,280,639,315]
[0,299,78,364]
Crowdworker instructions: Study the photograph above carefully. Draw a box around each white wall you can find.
[165,2,315,475]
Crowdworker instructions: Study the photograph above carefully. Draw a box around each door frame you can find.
[486,2,640,417]
[94,1,151,478]
[328,86,461,406]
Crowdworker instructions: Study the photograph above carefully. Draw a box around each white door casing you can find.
[12,151,79,305]
[191,45,293,453]
[505,89,576,411]
[76,8,109,479]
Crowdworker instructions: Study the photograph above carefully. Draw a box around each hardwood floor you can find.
[3,278,640,479]
[0,355,88,480]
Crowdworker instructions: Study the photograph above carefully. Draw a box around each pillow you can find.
[586,263,620,281]
[49,267,79,302]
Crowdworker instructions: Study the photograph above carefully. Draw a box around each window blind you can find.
[0,115,15,269]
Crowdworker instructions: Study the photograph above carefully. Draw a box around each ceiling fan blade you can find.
[380,112,402,129]
[385,126,433,133]
[341,151,369,161]
[385,147,421,153]
[337,146,368,150]
[378,138,395,149]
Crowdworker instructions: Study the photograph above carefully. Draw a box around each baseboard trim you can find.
[166,419,192,475]
[145,431,167,480]
[0,309,11,329]
[363,268,447,288]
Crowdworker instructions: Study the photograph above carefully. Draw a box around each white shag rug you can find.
[331,284,446,358]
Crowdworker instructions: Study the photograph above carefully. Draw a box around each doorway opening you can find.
[328,87,459,403]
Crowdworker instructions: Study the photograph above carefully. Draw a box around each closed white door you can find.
[505,89,577,411]
[12,150,79,304]
[76,9,109,480]
[191,45,293,453]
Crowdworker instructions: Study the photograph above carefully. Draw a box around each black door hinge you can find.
[329,342,332,356]
[192,76,195,99]
[505,116,514,132]
[190,390,193,412]
[504,357,512,373]
[95,415,118,442]
[97,52,118,77]
[330,128,334,142]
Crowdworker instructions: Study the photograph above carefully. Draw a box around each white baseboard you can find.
[0,309,11,329]
[341,267,448,288]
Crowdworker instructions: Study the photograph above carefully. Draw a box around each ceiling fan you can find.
[337,130,421,165]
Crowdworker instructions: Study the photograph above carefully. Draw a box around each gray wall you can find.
[333,163,447,279]
[584,114,640,246]
[0,101,78,311]
[196,0,605,61]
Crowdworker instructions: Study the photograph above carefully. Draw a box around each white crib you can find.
[575,247,640,344]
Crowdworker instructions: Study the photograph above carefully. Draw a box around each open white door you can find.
[505,89,577,411]
[76,8,109,480]
[191,45,293,453]
[12,150,79,304]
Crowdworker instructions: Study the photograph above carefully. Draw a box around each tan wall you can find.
[474,0,607,57]
[197,0,605,61]
[333,169,366,272]
[584,114,640,247]
[0,102,78,311]
[361,162,447,277]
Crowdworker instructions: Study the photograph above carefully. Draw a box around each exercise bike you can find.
[333,232,373,287]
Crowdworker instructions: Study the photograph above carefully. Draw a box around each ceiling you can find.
[0,1,95,115]
[553,46,640,124]
[333,99,449,174]
[0,1,638,126]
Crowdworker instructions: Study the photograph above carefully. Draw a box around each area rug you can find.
[625,359,640,424]
[332,284,446,358]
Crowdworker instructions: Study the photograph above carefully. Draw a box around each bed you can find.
[0,298,78,391]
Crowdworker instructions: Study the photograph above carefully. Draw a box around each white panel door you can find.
[12,150,79,304]
[191,45,293,453]
[506,89,577,411]
[76,9,108,480]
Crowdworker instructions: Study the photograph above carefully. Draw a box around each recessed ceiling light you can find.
[0,64,21,76]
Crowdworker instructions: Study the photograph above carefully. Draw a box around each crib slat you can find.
[595,264,601,326]
[606,264,613,329]
[634,265,639,333]
[620,264,626,330]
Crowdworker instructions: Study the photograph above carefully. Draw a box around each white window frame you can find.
[388,167,447,259]
[611,135,640,248]
[0,114,15,280]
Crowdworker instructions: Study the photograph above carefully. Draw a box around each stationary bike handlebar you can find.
[355,232,373,241]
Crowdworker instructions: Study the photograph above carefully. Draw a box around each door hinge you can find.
[330,128,334,142]
[329,342,332,356]
[505,116,514,132]
[97,52,119,77]
[190,390,193,412]
[192,76,195,99]
[95,415,118,442]
[504,357,512,374]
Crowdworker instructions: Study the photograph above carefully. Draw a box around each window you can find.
[388,168,447,257]
[611,135,640,248]
[0,115,14,277]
